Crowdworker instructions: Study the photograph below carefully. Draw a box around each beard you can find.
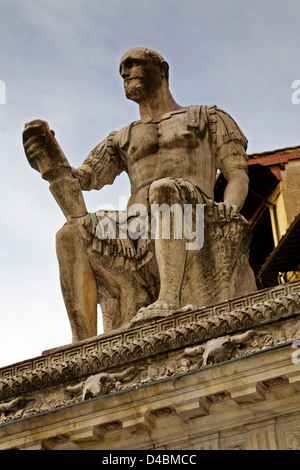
[124,78,146,102]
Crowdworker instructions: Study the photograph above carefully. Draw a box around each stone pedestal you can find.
[0,280,300,450]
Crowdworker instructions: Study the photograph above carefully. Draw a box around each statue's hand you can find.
[23,119,70,180]
[22,120,54,172]
[23,120,87,220]
[70,167,91,191]
[215,201,239,220]
[71,167,84,181]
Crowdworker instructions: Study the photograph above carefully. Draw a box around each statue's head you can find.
[119,47,169,102]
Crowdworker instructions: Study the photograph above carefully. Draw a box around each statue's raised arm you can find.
[23,120,87,221]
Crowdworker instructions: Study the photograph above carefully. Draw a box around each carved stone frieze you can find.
[1,343,300,449]
[0,281,299,423]
[66,366,145,401]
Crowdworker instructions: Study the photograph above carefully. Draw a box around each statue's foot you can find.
[138,301,200,314]
[177,304,200,312]
[129,300,201,328]
[130,299,180,327]
[139,299,180,314]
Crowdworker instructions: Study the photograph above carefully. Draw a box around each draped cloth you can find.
[83,178,209,271]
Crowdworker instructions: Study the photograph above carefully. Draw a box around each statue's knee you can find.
[56,220,83,256]
[149,178,180,205]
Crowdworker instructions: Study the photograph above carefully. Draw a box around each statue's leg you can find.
[56,219,98,342]
[141,178,187,311]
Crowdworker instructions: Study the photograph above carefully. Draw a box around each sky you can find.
[0,0,299,368]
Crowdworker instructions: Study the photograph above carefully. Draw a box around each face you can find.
[119,50,164,102]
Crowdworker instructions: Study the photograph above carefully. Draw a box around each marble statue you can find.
[23,47,256,342]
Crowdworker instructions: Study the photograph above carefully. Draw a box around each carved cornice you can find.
[0,280,299,401]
